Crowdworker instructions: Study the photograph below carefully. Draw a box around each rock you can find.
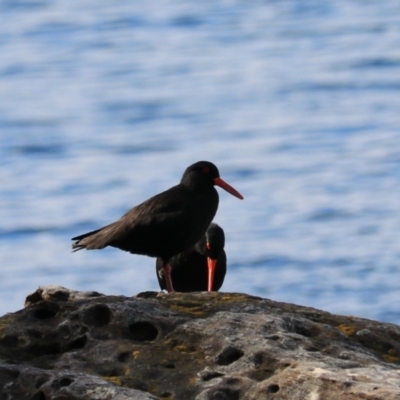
[24,285,104,306]
[0,364,158,400]
[1,286,400,399]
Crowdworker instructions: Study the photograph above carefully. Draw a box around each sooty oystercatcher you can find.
[72,161,243,292]
[156,222,226,292]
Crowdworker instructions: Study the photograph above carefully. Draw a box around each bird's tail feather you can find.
[71,223,120,251]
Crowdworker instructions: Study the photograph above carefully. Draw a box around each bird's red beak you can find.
[213,177,243,200]
[207,257,217,292]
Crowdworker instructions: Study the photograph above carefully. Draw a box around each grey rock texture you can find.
[1,285,400,399]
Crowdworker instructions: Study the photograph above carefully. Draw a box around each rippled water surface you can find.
[1,0,400,322]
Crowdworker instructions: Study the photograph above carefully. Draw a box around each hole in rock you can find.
[283,317,318,337]
[294,324,313,337]
[117,352,130,362]
[30,391,47,400]
[83,304,112,327]
[251,351,264,367]
[33,308,58,319]
[305,345,319,352]
[0,335,19,347]
[267,384,280,393]
[161,362,175,369]
[59,377,74,387]
[0,367,20,379]
[209,388,239,400]
[51,290,70,301]
[67,335,87,351]
[215,346,244,366]
[129,321,158,341]
[32,303,59,320]
[28,329,44,339]
[29,342,61,356]
[160,392,172,398]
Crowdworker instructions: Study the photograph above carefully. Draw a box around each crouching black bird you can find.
[156,222,227,292]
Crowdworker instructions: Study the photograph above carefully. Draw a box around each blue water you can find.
[1,1,400,323]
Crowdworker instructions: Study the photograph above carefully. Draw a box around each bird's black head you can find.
[181,161,243,199]
[197,222,225,259]
[181,161,220,186]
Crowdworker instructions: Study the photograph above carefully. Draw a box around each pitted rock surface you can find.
[1,285,400,399]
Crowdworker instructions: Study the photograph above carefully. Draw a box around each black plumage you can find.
[72,161,242,292]
[156,223,226,292]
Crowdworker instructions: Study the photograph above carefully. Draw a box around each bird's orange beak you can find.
[214,177,243,200]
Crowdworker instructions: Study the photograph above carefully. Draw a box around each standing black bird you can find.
[71,161,243,292]
[156,223,227,292]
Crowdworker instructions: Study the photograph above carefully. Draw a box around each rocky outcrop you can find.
[1,285,400,399]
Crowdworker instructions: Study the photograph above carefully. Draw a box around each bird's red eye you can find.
[203,167,210,173]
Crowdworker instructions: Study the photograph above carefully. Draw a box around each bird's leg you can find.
[207,258,217,292]
[163,263,175,293]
